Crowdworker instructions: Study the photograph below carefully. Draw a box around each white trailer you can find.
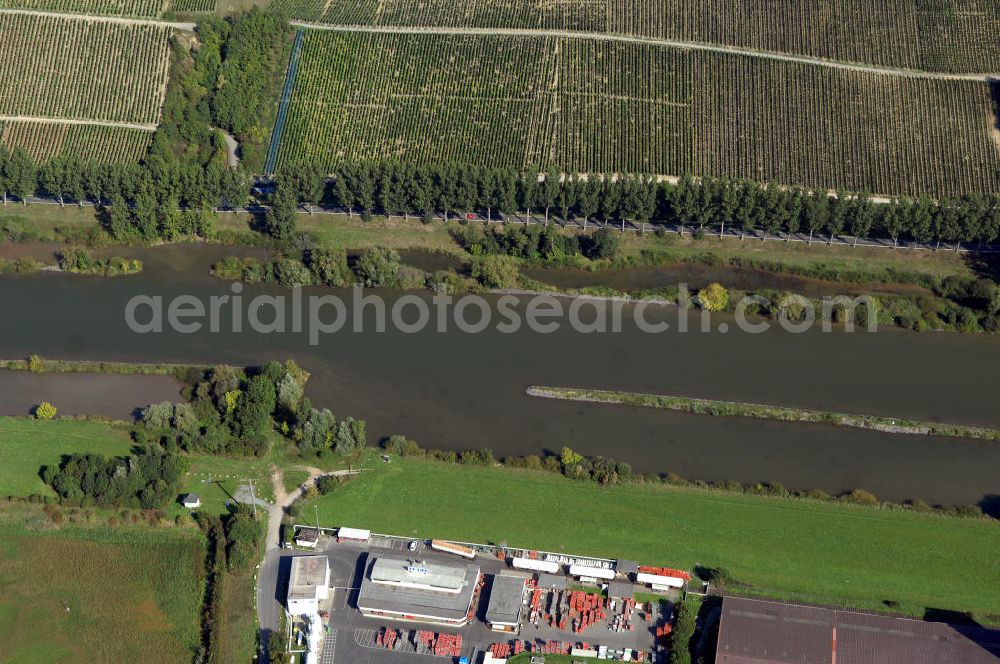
[569,564,616,581]
[636,571,686,588]
[511,557,560,573]
[337,527,370,542]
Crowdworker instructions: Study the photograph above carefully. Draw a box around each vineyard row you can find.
[0,12,172,125]
[273,0,1000,73]
[0,120,153,163]
[275,30,1000,198]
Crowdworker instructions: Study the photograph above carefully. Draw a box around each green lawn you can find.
[175,453,276,518]
[303,458,1000,620]
[0,510,204,663]
[0,417,134,498]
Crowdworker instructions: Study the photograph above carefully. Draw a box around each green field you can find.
[273,0,1000,73]
[282,30,1000,197]
[302,458,1000,620]
[0,417,135,498]
[0,511,204,663]
[216,570,258,664]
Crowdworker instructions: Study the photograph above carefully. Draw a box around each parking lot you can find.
[281,533,673,663]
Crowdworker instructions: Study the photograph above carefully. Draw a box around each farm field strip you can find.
[0,0,164,18]
[275,0,1000,73]
[279,29,1000,197]
[288,22,996,82]
[0,119,154,163]
[0,12,172,125]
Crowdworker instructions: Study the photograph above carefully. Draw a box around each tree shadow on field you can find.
[963,252,1000,282]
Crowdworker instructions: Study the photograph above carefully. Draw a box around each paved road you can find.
[256,467,361,663]
[290,21,999,81]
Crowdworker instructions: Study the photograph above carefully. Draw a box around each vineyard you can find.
[0,0,164,17]
[0,120,153,162]
[692,53,1000,197]
[272,0,1000,73]
[277,30,1000,197]
[0,13,171,125]
[167,0,217,12]
[277,32,692,176]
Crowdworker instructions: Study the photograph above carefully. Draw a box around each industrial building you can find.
[356,553,480,626]
[716,597,1000,664]
[286,555,330,616]
[484,575,527,631]
[295,528,319,548]
[606,581,635,600]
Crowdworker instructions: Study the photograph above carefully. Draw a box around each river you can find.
[1,243,998,505]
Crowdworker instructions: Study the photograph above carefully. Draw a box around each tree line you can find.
[275,161,1000,248]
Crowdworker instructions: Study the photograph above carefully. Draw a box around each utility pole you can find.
[314,504,320,533]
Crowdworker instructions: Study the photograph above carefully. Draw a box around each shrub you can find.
[471,255,520,289]
[27,354,43,373]
[355,247,402,287]
[34,401,57,420]
[697,282,729,311]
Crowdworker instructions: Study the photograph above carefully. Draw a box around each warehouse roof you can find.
[357,554,479,621]
[606,581,635,599]
[536,573,567,590]
[717,597,1000,664]
[288,556,329,600]
[370,555,468,593]
[616,559,639,575]
[485,575,526,626]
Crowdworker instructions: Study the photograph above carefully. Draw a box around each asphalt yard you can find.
[282,534,670,663]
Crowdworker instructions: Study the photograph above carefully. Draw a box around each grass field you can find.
[281,30,1000,197]
[0,417,135,497]
[273,0,1000,73]
[216,569,258,664]
[302,458,1000,620]
[0,416,278,516]
[0,509,204,663]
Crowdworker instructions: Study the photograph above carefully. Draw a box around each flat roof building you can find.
[485,575,527,631]
[536,573,567,590]
[606,581,635,599]
[357,553,480,626]
[295,528,319,548]
[717,596,1000,664]
[287,555,330,616]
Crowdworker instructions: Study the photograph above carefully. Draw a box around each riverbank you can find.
[4,202,994,332]
[300,456,1000,621]
[527,386,1000,442]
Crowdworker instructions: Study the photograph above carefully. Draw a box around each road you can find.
[256,467,361,663]
[289,21,999,82]
[10,194,999,253]
[0,114,158,132]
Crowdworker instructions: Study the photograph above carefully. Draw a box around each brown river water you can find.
[1,242,998,505]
